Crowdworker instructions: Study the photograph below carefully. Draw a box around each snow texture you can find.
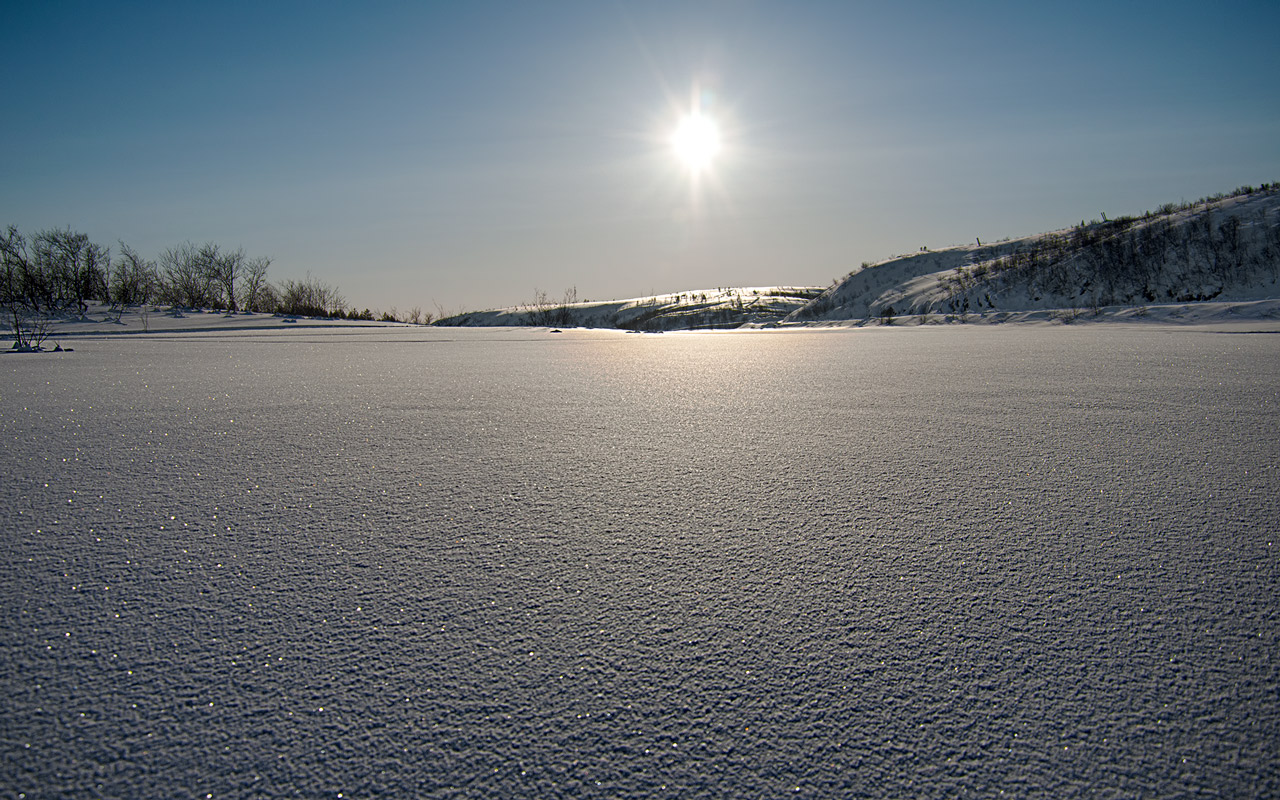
[2,324,1278,798]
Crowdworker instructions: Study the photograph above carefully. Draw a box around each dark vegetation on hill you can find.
[436,287,825,331]
[438,183,1280,331]
[791,183,1280,323]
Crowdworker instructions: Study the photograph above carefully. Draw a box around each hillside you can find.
[436,184,1279,330]
[790,184,1280,323]
[436,286,824,331]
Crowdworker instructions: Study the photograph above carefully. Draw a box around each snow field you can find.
[2,325,1277,798]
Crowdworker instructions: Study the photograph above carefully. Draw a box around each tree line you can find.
[1,225,358,322]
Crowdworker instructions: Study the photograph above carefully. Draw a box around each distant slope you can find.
[437,287,824,330]
[438,184,1279,330]
[790,185,1280,323]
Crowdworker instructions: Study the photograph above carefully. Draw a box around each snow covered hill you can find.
[789,184,1280,324]
[13,187,1276,343]
[436,286,824,330]
[437,184,1279,330]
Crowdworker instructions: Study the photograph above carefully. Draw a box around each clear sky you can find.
[4,1,1278,314]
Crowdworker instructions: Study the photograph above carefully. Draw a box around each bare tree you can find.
[77,241,110,312]
[239,256,271,312]
[0,227,111,319]
[1,227,32,309]
[26,228,104,313]
[258,281,280,314]
[522,286,577,326]
[158,242,212,307]
[111,242,157,307]
[278,273,346,317]
[1,228,56,349]
[202,243,244,312]
[31,229,79,310]
[6,306,52,350]
[1,227,32,343]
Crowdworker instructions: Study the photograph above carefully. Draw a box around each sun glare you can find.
[671,111,721,173]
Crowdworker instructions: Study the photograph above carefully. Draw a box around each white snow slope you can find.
[434,187,1280,331]
[789,186,1280,324]
[437,287,824,331]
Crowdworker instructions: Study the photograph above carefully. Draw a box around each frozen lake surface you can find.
[2,325,1277,798]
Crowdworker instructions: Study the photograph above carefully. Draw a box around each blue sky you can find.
[3,1,1278,313]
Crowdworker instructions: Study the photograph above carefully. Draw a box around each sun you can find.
[670,110,721,173]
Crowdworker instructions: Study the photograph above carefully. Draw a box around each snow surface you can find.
[2,324,1278,798]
